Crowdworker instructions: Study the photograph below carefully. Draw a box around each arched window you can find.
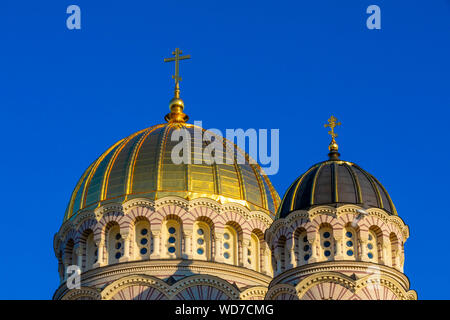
[164,220,181,258]
[390,232,399,268]
[135,220,151,260]
[64,239,75,273]
[57,250,64,281]
[248,233,260,272]
[320,227,334,261]
[344,227,358,259]
[277,236,287,273]
[194,221,211,260]
[223,225,238,265]
[107,224,123,264]
[367,229,379,262]
[84,232,97,270]
[295,229,310,266]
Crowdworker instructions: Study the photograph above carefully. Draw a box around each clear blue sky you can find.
[0,0,449,299]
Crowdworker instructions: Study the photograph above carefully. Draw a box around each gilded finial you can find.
[164,48,191,122]
[324,116,341,160]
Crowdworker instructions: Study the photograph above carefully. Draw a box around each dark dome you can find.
[277,160,396,218]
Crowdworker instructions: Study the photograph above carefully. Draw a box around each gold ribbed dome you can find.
[64,123,280,222]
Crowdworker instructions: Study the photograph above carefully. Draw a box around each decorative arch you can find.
[94,210,125,240]
[171,275,240,300]
[265,283,298,300]
[63,229,78,246]
[101,275,169,300]
[240,286,268,300]
[153,204,190,228]
[121,205,154,233]
[190,205,225,229]
[61,287,101,300]
[74,219,96,243]
[294,272,356,300]
[292,271,414,300]
[246,216,270,234]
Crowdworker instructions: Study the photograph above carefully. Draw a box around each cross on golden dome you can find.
[324,116,341,159]
[164,48,191,97]
[164,48,191,123]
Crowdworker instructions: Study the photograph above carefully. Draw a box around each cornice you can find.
[266,204,408,244]
[56,196,273,242]
[54,259,271,300]
[270,260,411,289]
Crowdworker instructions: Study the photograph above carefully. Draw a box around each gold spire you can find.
[164,48,191,123]
[324,115,341,160]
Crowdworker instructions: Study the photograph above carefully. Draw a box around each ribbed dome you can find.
[64,123,280,222]
[277,160,396,218]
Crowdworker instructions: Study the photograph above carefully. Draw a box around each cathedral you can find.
[53,49,417,300]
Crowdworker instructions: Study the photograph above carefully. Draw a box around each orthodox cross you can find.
[324,115,341,141]
[164,48,191,90]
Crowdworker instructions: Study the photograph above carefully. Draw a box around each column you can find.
[119,233,130,262]
[151,231,161,259]
[238,240,243,266]
[285,238,295,269]
[360,240,370,262]
[93,240,105,268]
[75,245,83,269]
[334,235,344,260]
[379,236,388,265]
[307,231,319,263]
[214,233,224,263]
[243,238,251,269]
[183,231,192,259]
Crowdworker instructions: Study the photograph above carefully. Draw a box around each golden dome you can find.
[64,123,280,222]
